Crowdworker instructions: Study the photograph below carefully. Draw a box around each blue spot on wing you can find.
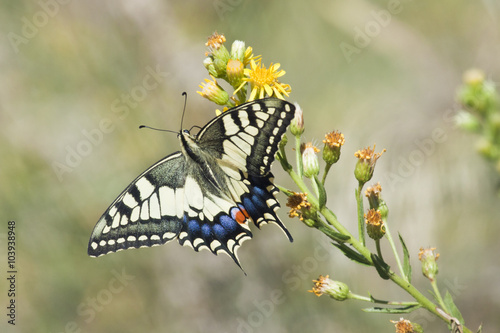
[212,223,227,239]
[201,224,212,239]
[219,215,238,233]
[242,197,258,218]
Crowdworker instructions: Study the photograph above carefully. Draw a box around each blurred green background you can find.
[1,0,499,332]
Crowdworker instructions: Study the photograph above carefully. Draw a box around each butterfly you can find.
[88,97,296,269]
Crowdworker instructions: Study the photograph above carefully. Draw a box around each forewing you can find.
[196,98,296,177]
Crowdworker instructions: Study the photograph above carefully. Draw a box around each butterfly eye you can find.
[183,129,189,134]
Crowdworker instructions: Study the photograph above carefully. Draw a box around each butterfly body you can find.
[88,98,295,268]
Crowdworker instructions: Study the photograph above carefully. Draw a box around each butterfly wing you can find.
[88,152,255,264]
[88,152,186,256]
[197,97,296,176]
[195,98,296,239]
[88,98,296,268]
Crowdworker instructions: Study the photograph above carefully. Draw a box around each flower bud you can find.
[458,69,497,114]
[197,77,229,105]
[226,59,244,88]
[203,57,218,78]
[354,145,386,185]
[213,50,230,78]
[301,143,320,178]
[418,247,439,282]
[205,32,229,78]
[309,275,351,301]
[365,209,385,241]
[454,110,480,133]
[365,182,382,210]
[290,103,304,137]
[323,131,344,165]
[230,40,246,62]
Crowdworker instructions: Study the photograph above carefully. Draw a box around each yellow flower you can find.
[234,59,291,101]
[243,46,261,67]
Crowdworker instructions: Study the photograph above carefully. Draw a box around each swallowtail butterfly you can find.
[88,97,296,268]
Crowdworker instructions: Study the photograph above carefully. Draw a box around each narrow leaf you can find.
[332,242,371,265]
[318,225,350,243]
[362,304,421,314]
[371,254,391,280]
[444,291,465,326]
[399,233,412,283]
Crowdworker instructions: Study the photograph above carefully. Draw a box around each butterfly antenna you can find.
[180,92,188,132]
[138,125,177,135]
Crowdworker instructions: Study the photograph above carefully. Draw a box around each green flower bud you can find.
[212,46,231,78]
[310,275,351,301]
[454,110,480,133]
[378,200,389,221]
[203,57,218,78]
[226,59,244,89]
[290,103,304,137]
[354,145,386,185]
[205,32,229,78]
[197,77,229,105]
[302,143,320,178]
[458,69,497,114]
[418,247,439,282]
[323,131,344,165]
[365,209,385,241]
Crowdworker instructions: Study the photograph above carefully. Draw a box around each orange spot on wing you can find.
[234,208,249,224]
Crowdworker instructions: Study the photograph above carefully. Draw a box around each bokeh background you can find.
[1,0,500,332]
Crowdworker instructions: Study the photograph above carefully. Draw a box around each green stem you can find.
[319,207,372,263]
[383,218,406,281]
[321,163,332,185]
[375,240,383,261]
[355,183,366,246]
[275,184,294,196]
[430,278,448,313]
[389,272,450,326]
[295,135,303,178]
